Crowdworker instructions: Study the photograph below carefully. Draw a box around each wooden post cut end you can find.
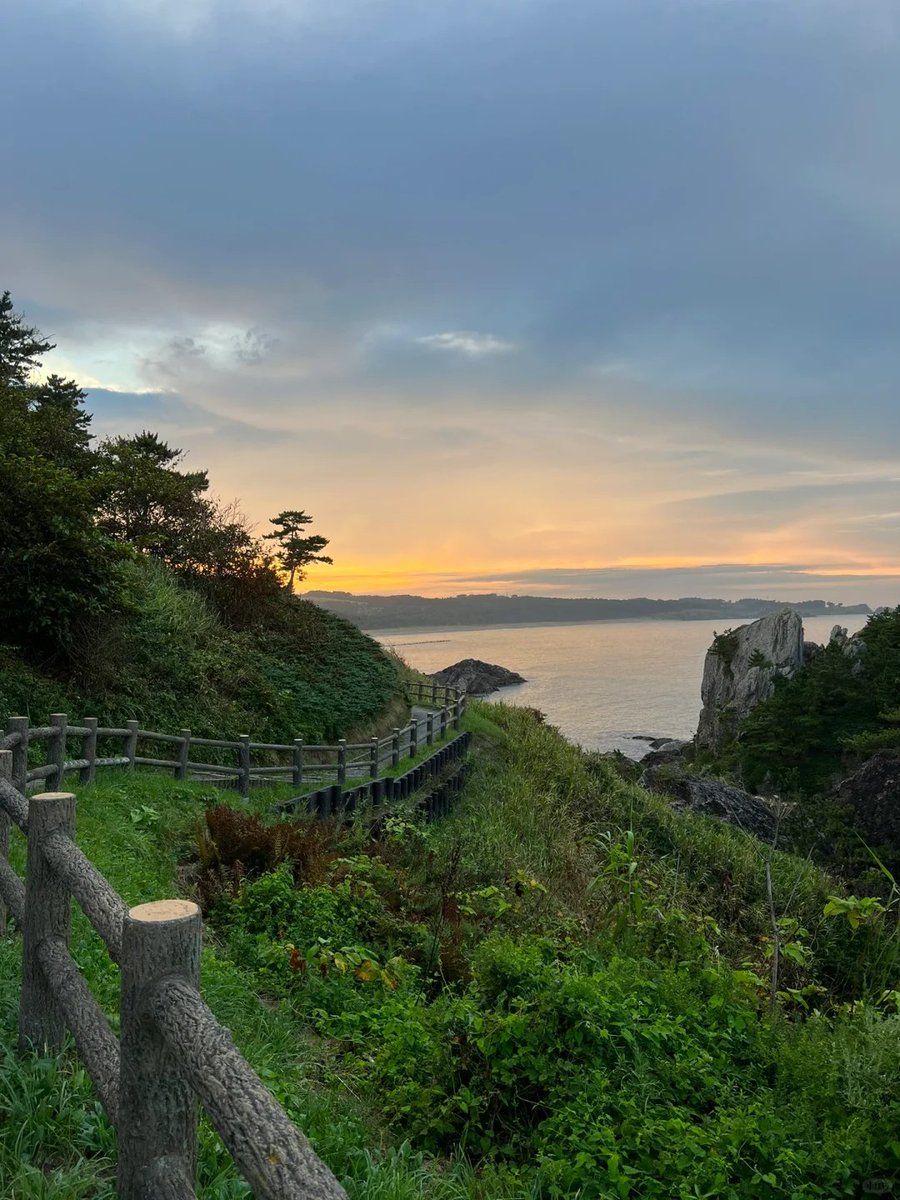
[129,900,199,924]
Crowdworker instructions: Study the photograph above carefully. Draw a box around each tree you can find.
[0,294,124,652]
[176,500,283,627]
[264,510,333,591]
[0,290,54,386]
[96,431,211,563]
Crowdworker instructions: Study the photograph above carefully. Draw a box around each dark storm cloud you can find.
[3,1,900,600]
[4,0,899,434]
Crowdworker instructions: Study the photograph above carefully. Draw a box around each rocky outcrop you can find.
[639,738,691,769]
[803,640,822,665]
[696,610,804,751]
[640,766,778,843]
[830,752,900,852]
[828,625,867,673]
[430,659,526,695]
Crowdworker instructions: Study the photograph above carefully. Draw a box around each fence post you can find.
[337,740,347,786]
[49,713,67,790]
[370,737,379,779]
[118,899,202,1200]
[7,717,29,793]
[238,735,251,795]
[431,681,437,706]
[125,720,139,771]
[80,718,98,786]
[391,728,400,769]
[0,751,9,936]
[292,739,304,787]
[427,712,434,746]
[176,730,191,782]
[440,706,448,739]
[409,719,418,759]
[19,791,76,1053]
[453,699,462,731]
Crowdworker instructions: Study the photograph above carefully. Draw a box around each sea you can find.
[375,615,870,758]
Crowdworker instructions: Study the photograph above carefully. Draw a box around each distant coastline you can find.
[306,591,872,632]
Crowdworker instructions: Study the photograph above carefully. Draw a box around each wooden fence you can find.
[0,683,474,1198]
[2,681,467,796]
[278,731,472,823]
[0,750,348,1199]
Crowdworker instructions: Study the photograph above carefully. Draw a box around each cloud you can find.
[3,0,900,602]
[415,331,516,358]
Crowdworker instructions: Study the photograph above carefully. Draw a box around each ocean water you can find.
[376,615,869,757]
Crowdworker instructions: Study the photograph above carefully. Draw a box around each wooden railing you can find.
[278,731,472,821]
[0,750,347,1199]
[0,681,475,1197]
[1,681,467,796]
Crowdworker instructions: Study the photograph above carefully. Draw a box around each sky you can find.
[4,0,900,604]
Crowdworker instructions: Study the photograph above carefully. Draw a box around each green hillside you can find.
[0,291,404,743]
[0,556,402,744]
[2,705,899,1198]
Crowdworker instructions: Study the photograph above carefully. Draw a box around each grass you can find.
[1,705,898,1197]
[0,770,488,1198]
[0,559,404,747]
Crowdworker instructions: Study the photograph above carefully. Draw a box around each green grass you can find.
[0,773,493,1198]
[2,706,899,1198]
[0,558,404,746]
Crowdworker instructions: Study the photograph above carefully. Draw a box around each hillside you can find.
[306,590,871,630]
[2,704,898,1198]
[0,558,403,744]
[2,295,898,1199]
[0,293,406,744]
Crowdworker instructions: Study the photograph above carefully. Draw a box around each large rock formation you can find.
[430,659,526,695]
[828,624,867,673]
[640,765,778,843]
[696,609,804,751]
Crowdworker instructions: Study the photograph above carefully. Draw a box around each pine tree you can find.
[264,510,333,590]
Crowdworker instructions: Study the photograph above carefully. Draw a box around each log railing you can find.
[1,682,467,796]
[0,750,347,1200]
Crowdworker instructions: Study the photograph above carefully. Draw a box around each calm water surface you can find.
[376,616,869,757]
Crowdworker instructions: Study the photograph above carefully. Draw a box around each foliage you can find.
[0,290,397,739]
[193,805,338,911]
[95,430,211,561]
[0,301,127,651]
[732,607,900,796]
[0,289,54,386]
[197,705,900,1197]
[0,773,489,1199]
[264,509,333,591]
[709,627,740,668]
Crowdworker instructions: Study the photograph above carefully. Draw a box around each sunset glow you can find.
[4,0,899,607]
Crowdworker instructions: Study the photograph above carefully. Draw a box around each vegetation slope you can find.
[0,290,402,742]
[1,291,897,1198]
[2,705,898,1199]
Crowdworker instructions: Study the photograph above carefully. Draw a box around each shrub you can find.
[194,806,338,912]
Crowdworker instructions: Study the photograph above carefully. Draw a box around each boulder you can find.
[430,658,526,695]
[640,765,778,843]
[830,752,900,852]
[696,609,804,751]
[803,640,822,664]
[639,738,691,769]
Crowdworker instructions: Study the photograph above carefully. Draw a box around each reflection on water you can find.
[378,615,869,756]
